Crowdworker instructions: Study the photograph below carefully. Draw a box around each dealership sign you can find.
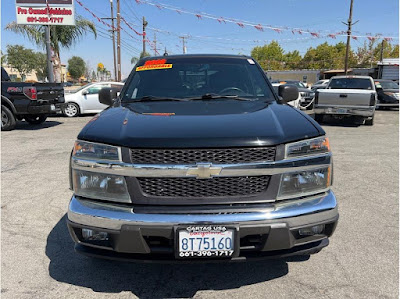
[15,0,75,25]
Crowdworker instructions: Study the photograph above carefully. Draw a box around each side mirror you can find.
[99,87,119,106]
[376,87,383,93]
[82,90,88,96]
[278,84,299,104]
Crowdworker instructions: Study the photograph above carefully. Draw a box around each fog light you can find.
[298,225,325,236]
[82,228,108,241]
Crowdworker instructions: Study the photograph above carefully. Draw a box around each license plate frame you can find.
[174,225,239,259]
[336,108,348,114]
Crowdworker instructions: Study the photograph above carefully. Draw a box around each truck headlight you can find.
[72,169,131,203]
[278,166,332,199]
[285,136,330,158]
[73,140,121,161]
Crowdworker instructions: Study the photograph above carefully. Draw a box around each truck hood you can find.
[78,101,323,148]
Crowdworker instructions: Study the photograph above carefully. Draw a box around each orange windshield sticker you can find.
[137,59,172,71]
[142,113,176,116]
[136,64,172,71]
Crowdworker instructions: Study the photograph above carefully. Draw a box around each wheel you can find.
[24,115,47,125]
[314,114,324,123]
[64,102,80,117]
[365,116,374,126]
[1,105,16,131]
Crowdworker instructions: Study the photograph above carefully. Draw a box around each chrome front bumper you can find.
[314,105,375,117]
[68,190,338,230]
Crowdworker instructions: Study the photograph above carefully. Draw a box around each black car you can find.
[374,80,399,109]
[67,54,338,262]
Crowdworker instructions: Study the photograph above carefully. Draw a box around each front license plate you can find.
[176,225,236,259]
[336,108,347,114]
[50,104,56,111]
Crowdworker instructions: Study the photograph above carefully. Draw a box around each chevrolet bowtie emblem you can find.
[186,163,222,179]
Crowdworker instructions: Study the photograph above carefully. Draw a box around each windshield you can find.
[70,84,92,93]
[121,57,274,101]
[376,81,399,90]
[328,78,373,90]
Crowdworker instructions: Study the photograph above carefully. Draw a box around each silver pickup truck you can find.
[314,76,377,125]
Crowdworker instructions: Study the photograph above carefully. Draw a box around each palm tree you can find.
[131,57,139,65]
[5,17,97,82]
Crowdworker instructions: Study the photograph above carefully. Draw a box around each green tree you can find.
[300,42,356,70]
[131,51,152,64]
[140,51,150,59]
[131,57,139,65]
[356,40,399,67]
[1,51,6,65]
[6,45,37,81]
[251,41,285,70]
[5,17,96,82]
[34,52,48,81]
[391,44,399,58]
[284,50,302,69]
[68,56,86,81]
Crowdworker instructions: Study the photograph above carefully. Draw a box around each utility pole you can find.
[116,0,121,81]
[379,39,385,62]
[179,36,187,54]
[343,0,358,75]
[142,16,148,56]
[100,1,117,81]
[110,0,117,81]
[45,26,54,83]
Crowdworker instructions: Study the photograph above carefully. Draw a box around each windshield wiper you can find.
[124,96,187,102]
[184,94,256,101]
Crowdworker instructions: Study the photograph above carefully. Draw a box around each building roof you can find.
[323,69,353,74]
[378,58,399,66]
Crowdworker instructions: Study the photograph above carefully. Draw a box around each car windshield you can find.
[283,81,306,88]
[376,81,399,90]
[70,84,92,93]
[328,78,373,90]
[121,57,274,101]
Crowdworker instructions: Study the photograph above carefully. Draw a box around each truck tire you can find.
[314,114,324,123]
[365,116,374,126]
[64,102,80,117]
[1,105,16,131]
[24,115,47,125]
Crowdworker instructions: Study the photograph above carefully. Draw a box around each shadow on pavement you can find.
[14,121,63,130]
[316,116,363,127]
[47,215,295,298]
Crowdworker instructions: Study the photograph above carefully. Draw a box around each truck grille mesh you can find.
[131,147,276,164]
[137,176,271,198]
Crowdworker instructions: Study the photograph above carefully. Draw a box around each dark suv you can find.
[67,54,338,262]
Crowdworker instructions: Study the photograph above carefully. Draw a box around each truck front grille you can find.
[130,147,276,164]
[137,176,271,198]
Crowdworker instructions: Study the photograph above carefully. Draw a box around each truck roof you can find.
[140,54,252,60]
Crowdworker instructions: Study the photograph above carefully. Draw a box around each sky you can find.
[1,0,399,79]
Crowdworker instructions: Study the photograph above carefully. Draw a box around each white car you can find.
[63,82,124,117]
[311,79,329,91]
[271,83,301,109]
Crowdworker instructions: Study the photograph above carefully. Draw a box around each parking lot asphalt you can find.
[1,110,398,299]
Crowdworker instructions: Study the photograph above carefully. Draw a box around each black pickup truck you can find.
[67,54,338,262]
[1,67,65,131]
